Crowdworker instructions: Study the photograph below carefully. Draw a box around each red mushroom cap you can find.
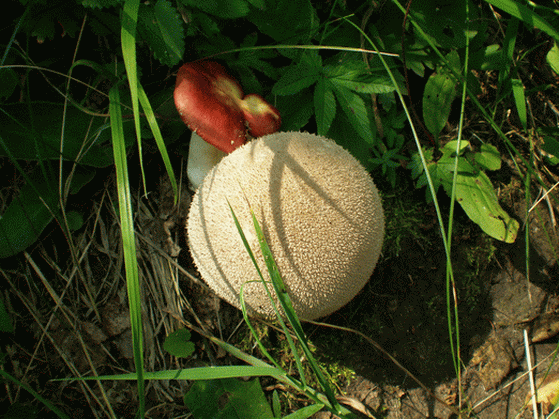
[174,61,281,154]
[241,94,282,138]
[174,61,246,153]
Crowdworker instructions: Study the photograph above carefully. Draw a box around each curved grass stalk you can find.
[343,12,465,398]
[228,200,349,416]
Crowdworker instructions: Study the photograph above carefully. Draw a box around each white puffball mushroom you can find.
[187,132,227,190]
[187,131,384,320]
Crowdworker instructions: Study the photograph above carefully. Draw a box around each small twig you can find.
[526,182,559,226]
[524,329,538,419]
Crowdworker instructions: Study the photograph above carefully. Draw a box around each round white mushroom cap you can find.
[187,131,384,320]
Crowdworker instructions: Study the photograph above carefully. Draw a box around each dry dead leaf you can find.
[525,372,559,414]
[530,311,559,342]
[470,333,518,390]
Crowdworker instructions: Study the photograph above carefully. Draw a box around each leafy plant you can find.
[409,140,519,243]
[3,0,559,417]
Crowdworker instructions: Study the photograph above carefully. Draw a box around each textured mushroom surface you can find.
[187,132,384,320]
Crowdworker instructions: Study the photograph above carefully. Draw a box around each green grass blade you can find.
[511,78,527,131]
[247,208,342,414]
[109,85,145,417]
[137,83,178,202]
[0,369,70,419]
[228,201,350,415]
[484,0,559,42]
[57,366,284,381]
[227,201,301,374]
[121,0,147,195]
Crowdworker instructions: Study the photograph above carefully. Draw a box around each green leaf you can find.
[474,144,501,171]
[542,135,559,158]
[283,404,325,419]
[441,169,518,243]
[273,66,319,96]
[275,90,314,132]
[138,0,184,66]
[325,60,396,94]
[547,42,559,75]
[248,0,316,44]
[314,78,336,136]
[442,140,468,154]
[423,53,458,138]
[163,329,195,358]
[484,0,559,43]
[80,0,122,8]
[24,1,84,42]
[0,166,58,258]
[411,0,480,48]
[0,102,117,167]
[184,378,274,419]
[0,68,18,99]
[180,0,251,19]
[332,84,374,144]
[511,78,527,131]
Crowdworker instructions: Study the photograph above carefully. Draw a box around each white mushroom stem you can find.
[187,132,227,190]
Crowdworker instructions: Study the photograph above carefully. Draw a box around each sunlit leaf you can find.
[474,144,501,171]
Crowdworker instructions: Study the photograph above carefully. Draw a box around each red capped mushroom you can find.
[174,60,281,154]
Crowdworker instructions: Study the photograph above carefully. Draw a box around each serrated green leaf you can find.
[273,65,319,95]
[138,0,184,66]
[314,78,336,136]
[248,0,316,43]
[25,2,84,42]
[163,329,195,358]
[324,59,367,79]
[273,51,321,96]
[332,84,374,143]
[184,378,274,419]
[325,60,396,94]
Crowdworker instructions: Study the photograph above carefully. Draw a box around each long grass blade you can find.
[109,85,145,417]
[247,208,343,414]
[0,369,70,419]
[121,0,147,195]
[137,84,178,203]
